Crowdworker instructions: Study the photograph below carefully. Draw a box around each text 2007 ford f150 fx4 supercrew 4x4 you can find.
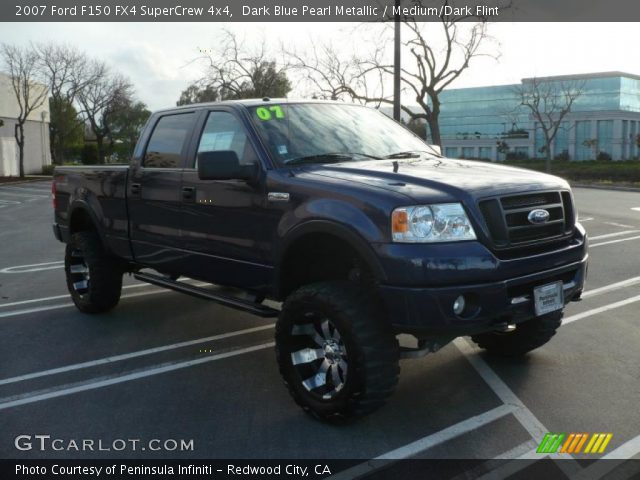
[53,100,588,422]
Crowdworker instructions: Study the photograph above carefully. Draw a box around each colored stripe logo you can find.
[537,433,612,454]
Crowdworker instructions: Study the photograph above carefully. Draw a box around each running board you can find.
[133,272,279,318]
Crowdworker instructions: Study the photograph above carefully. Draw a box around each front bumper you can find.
[376,226,588,337]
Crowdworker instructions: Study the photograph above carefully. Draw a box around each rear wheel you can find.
[65,231,123,313]
[276,281,399,423]
[471,311,563,357]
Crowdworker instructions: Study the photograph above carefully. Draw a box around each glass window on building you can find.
[622,120,629,159]
[461,147,475,158]
[478,147,492,160]
[554,121,569,159]
[575,120,592,161]
[632,121,638,158]
[534,123,546,158]
[445,147,459,158]
[597,120,613,159]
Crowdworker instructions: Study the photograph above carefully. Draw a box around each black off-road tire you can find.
[65,231,123,313]
[275,281,400,423]
[471,311,563,357]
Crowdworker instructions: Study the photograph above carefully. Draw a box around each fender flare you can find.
[273,219,387,298]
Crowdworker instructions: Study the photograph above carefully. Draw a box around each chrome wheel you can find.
[291,316,348,400]
[68,247,90,296]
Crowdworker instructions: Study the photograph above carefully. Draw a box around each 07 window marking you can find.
[256,106,285,121]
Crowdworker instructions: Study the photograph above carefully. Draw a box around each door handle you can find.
[182,186,196,200]
[130,183,141,195]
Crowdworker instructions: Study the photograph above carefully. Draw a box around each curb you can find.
[571,183,640,193]
[0,177,51,186]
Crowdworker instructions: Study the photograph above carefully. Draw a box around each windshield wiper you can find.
[284,152,381,166]
[384,148,443,159]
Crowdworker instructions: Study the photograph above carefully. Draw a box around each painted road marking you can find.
[578,217,593,222]
[0,199,20,204]
[330,406,515,478]
[0,261,64,274]
[0,324,275,386]
[376,405,514,459]
[0,186,50,194]
[590,234,640,248]
[581,275,640,298]
[588,230,639,241]
[631,207,640,212]
[0,191,47,198]
[454,338,581,475]
[0,283,209,319]
[0,283,151,309]
[604,221,636,229]
[563,293,640,325]
[0,342,275,411]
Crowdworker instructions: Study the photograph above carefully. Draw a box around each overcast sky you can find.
[1,22,637,110]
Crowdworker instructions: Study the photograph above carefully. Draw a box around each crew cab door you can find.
[179,108,273,290]
[127,111,197,272]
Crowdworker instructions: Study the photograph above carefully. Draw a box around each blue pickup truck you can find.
[53,99,588,422]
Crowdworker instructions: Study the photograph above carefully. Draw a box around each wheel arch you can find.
[274,220,387,299]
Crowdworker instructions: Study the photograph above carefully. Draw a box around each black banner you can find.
[4,459,640,479]
[2,0,640,22]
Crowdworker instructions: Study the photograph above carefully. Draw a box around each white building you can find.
[0,72,51,176]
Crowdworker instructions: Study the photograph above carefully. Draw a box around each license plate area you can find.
[533,281,564,316]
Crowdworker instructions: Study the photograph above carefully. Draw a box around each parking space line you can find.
[582,275,640,298]
[0,191,47,198]
[631,207,640,212]
[572,434,640,480]
[0,283,151,309]
[588,230,639,241]
[329,406,515,479]
[376,405,514,460]
[0,283,209,319]
[0,199,21,204]
[604,221,636,229]
[590,235,640,248]
[0,342,275,411]
[0,324,275,386]
[564,293,640,325]
[0,261,64,274]
[454,339,581,475]
[0,186,50,194]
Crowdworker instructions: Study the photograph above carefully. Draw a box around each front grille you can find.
[479,190,575,251]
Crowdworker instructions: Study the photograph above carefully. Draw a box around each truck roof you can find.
[154,98,358,114]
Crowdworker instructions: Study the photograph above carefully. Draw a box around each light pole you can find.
[393,0,401,122]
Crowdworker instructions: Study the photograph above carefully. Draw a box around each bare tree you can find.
[1,44,49,177]
[514,77,585,171]
[76,62,133,163]
[291,3,507,147]
[288,42,386,106]
[36,44,95,164]
[196,30,291,100]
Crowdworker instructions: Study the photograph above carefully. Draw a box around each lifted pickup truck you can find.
[53,99,588,422]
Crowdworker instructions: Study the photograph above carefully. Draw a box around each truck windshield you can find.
[247,103,440,167]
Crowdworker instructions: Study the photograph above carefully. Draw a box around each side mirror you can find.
[197,150,254,181]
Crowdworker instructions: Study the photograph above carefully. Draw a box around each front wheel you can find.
[65,231,123,314]
[471,311,563,357]
[276,281,399,423]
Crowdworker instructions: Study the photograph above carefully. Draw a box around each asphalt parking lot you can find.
[1,180,640,477]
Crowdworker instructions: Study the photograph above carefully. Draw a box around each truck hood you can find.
[303,157,570,203]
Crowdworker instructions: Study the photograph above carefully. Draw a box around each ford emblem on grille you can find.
[528,208,550,224]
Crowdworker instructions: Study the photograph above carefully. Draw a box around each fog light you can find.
[453,295,466,315]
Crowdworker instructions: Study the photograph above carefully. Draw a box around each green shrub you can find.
[81,144,98,165]
[41,165,55,176]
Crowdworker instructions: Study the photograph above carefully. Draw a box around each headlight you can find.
[391,203,476,243]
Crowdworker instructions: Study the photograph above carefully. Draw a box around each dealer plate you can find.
[533,281,564,316]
